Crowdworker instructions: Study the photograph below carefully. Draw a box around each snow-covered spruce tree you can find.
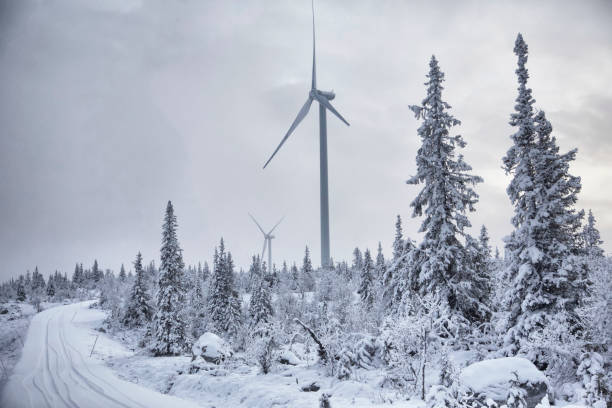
[375,241,385,279]
[582,210,604,257]
[358,249,375,307]
[208,244,228,333]
[479,225,492,260]
[408,55,484,323]
[383,215,413,311]
[152,201,187,356]
[118,264,127,282]
[16,278,26,301]
[501,34,585,359]
[506,372,528,408]
[247,255,262,293]
[289,262,300,291]
[301,246,315,291]
[249,271,273,327]
[352,247,364,274]
[188,261,207,338]
[91,259,103,284]
[123,252,153,328]
[208,239,242,339]
[224,252,243,339]
[577,351,606,406]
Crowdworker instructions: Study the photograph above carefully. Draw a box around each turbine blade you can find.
[261,239,267,265]
[311,0,316,90]
[315,94,350,126]
[263,96,313,169]
[249,213,266,235]
[268,216,285,235]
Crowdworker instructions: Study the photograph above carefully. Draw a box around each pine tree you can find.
[46,275,55,297]
[375,242,385,279]
[506,373,527,408]
[290,262,299,291]
[152,201,187,356]
[358,249,375,307]
[352,247,364,274]
[118,264,127,282]
[301,246,314,291]
[92,260,102,283]
[16,277,26,301]
[249,272,273,327]
[208,239,242,338]
[248,255,262,293]
[408,55,483,321]
[502,35,585,357]
[224,252,242,338]
[582,210,604,257]
[478,225,491,260]
[124,252,153,328]
[383,215,410,310]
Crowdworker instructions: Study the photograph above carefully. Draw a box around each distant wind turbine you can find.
[263,0,349,269]
[249,213,284,275]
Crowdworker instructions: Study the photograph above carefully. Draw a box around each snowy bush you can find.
[191,332,233,364]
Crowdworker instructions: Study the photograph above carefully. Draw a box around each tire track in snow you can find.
[44,314,76,408]
[57,309,145,408]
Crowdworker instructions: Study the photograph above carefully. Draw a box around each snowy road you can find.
[1,301,200,408]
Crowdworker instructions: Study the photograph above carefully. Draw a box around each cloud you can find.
[1,0,611,279]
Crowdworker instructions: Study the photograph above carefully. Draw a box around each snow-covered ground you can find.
[0,301,593,408]
[1,301,200,408]
[0,302,36,391]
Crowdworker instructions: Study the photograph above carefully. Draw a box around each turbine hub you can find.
[316,89,335,100]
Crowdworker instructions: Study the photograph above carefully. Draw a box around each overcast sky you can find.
[1,0,611,279]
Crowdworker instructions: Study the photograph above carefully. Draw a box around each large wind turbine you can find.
[263,1,349,269]
[249,213,283,275]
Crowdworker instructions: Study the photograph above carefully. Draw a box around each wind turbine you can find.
[263,1,349,269]
[249,213,284,275]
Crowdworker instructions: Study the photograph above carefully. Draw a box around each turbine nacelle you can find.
[316,89,335,100]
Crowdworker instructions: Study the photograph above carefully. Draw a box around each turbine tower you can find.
[249,213,283,275]
[263,1,349,269]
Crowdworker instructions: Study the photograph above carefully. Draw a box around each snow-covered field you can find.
[1,301,200,408]
[0,301,596,408]
[0,302,36,390]
[1,301,426,408]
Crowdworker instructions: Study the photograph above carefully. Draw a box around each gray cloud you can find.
[1,0,611,279]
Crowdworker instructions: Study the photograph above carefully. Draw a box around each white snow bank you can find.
[459,357,547,401]
[278,349,303,365]
[191,332,233,363]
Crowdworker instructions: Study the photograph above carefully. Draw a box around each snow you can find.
[278,348,302,365]
[459,357,548,401]
[191,332,233,362]
[1,301,201,408]
[0,302,36,390]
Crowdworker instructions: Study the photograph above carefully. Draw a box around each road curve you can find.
[1,301,200,408]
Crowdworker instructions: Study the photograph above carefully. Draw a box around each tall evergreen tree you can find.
[408,55,483,321]
[502,34,585,358]
[358,249,375,307]
[16,277,26,302]
[352,247,364,273]
[479,225,491,260]
[301,246,314,291]
[124,252,153,328]
[383,215,408,309]
[249,272,273,327]
[375,241,385,279]
[152,201,187,356]
[91,260,102,283]
[118,264,127,282]
[208,239,242,338]
[46,275,55,297]
[582,210,604,257]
